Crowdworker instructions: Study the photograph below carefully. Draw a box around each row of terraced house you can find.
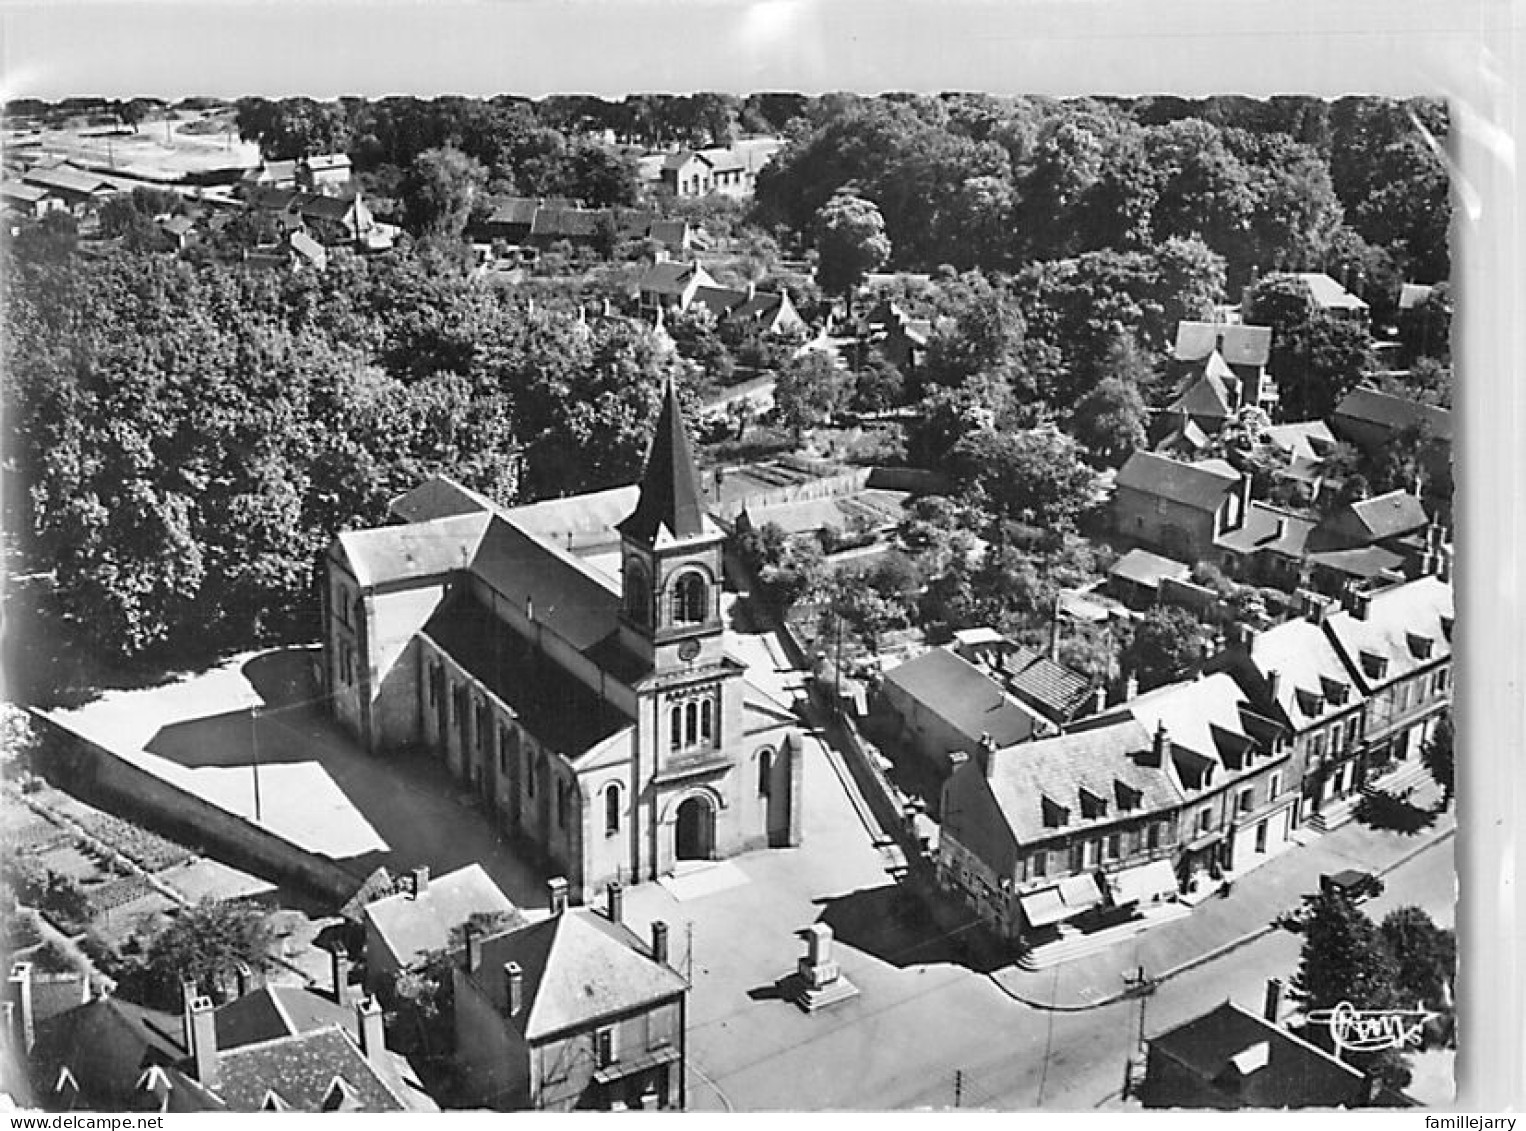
[934,571,1452,945]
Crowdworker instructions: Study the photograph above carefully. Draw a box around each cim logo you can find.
[1305,1001,1434,1054]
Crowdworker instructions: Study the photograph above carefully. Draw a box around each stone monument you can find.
[790,922,859,1012]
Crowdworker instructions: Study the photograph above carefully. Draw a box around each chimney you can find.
[1263,977,1284,1023]
[1351,591,1371,621]
[330,947,352,1005]
[355,996,385,1063]
[651,921,670,967]
[547,877,569,916]
[411,866,430,899]
[188,996,219,1088]
[1123,672,1139,702]
[606,881,624,925]
[1265,669,1281,701]
[505,962,524,1018]
[977,732,998,777]
[466,926,483,974]
[234,962,254,998]
[1152,722,1172,766]
[181,978,199,1049]
[7,963,33,1054]
[1091,684,1107,715]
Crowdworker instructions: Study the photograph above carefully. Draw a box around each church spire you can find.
[618,378,708,542]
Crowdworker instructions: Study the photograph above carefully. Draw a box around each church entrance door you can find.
[675,796,715,861]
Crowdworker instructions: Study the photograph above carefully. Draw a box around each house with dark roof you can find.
[1214,491,1441,597]
[322,381,803,902]
[1331,387,1452,453]
[1108,548,1193,611]
[1111,452,1248,562]
[362,863,524,991]
[875,646,1050,780]
[0,179,63,220]
[635,260,719,314]
[20,163,119,210]
[1141,999,1391,1109]
[12,961,435,1113]
[452,882,688,1110]
[1101,673,1295,890]
[937,718,1185,942]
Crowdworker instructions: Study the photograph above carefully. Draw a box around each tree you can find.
[948,427,1102,531]
[1420,713,1454,808]
[774,351,850,438]
[1398,282,1451,366]
[1248,275,1374,418]
[1120,605,1207,691]
[121,899,273,1009]
[814,191,890,317]
[1292,889,1412,1087]
[1070,374,1149,467]
[400,146,488,239]
[1380,906,1456,1008]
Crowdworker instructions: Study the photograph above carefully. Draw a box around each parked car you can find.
[1320,869,1385,903]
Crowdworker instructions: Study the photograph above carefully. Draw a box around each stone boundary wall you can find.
[26,710,360,905]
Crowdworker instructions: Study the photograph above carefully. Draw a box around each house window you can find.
[757,749,773,797]
[1312,731,1328,760]
[1146,822,1161,850]
[1082,840,1098,868]
[596,1027,617,1067]
[604,784,620,836]
[1033,851,1048,878]
[1269,772,1282,799]
[1105,833,1120,860]
[1197,808,1213,833]
[1238,787,1254,814]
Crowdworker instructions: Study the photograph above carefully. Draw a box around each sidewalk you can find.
[989,779,1456,1010]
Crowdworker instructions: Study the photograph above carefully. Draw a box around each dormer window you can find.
[1440,615,1454,641]
[1320,676,1349,704]
[1114,781,1143,812]
[1360,650,1389,680]
[1079,788,1108,820]
[1407,633,1434,660]
[1295,688,1325,718]
[1041,795,1070,828]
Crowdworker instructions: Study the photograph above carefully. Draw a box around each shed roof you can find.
[881,647,1043,748]
[1110,548,1192,589]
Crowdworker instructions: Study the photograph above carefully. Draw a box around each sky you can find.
[3,0,1525,1109]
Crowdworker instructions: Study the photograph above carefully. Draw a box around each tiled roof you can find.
[463,911,687,1042]
[30,996,188,1106]
[0,180,50,203]
[1264,420,1335,461]
[1112,673,1281,777]
[214,986,352,1050]
[1115,452,1241,511]
[688,285,749,319]
[488,198,540,225]
[1333,387,1452,442]
[980,717,1181,845]
[1323,575,1452,693]
[1349,491,1430,541]
[22,163,116,196]
[1242,619,1361,733]
[999,646,1096,721]
[1147,1001,1367,1108]
[1170,367,1236,422]
[616,378,713,543]
[213,1026,405,1112]
[364,863,523,971]
[638,260,708,295]
[530,206,601,239]
[881,647,1044,748]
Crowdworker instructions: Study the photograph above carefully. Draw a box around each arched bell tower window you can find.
[671,571,709,625]
[624,560,650,626]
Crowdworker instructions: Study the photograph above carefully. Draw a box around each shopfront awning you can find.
[1020,874,1105,928]
[1105,858,1180,906]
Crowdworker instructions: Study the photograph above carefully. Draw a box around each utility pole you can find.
[250,706,263,822]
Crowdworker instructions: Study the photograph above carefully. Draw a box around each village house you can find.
[1111,451,1248,562]
[658,145,770,199]
[1330,386,1452,455]
[937,718,1184,944]
[635,260,719,314]
[451,880,688,1111]
[875,646,1050,783]
[1140,998,1399,1109]
[1291,271,1372,329]
[1107,548,1193,611]
[1321,574,1453,787]
[361,864,524,993]
[0,179,63,220]
[321,381,804,903]
[20,162,118,213]
[1213,490,1443,596]
[1102,674,1295,893]
[11,961,435,1113]
[688,284,807,337]
[948,629,1101,730]
[1161,322,1277,436]
[1209,609,1370,832]
[244,186,394,251]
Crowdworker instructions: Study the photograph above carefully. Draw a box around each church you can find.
[320,381,803,903]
